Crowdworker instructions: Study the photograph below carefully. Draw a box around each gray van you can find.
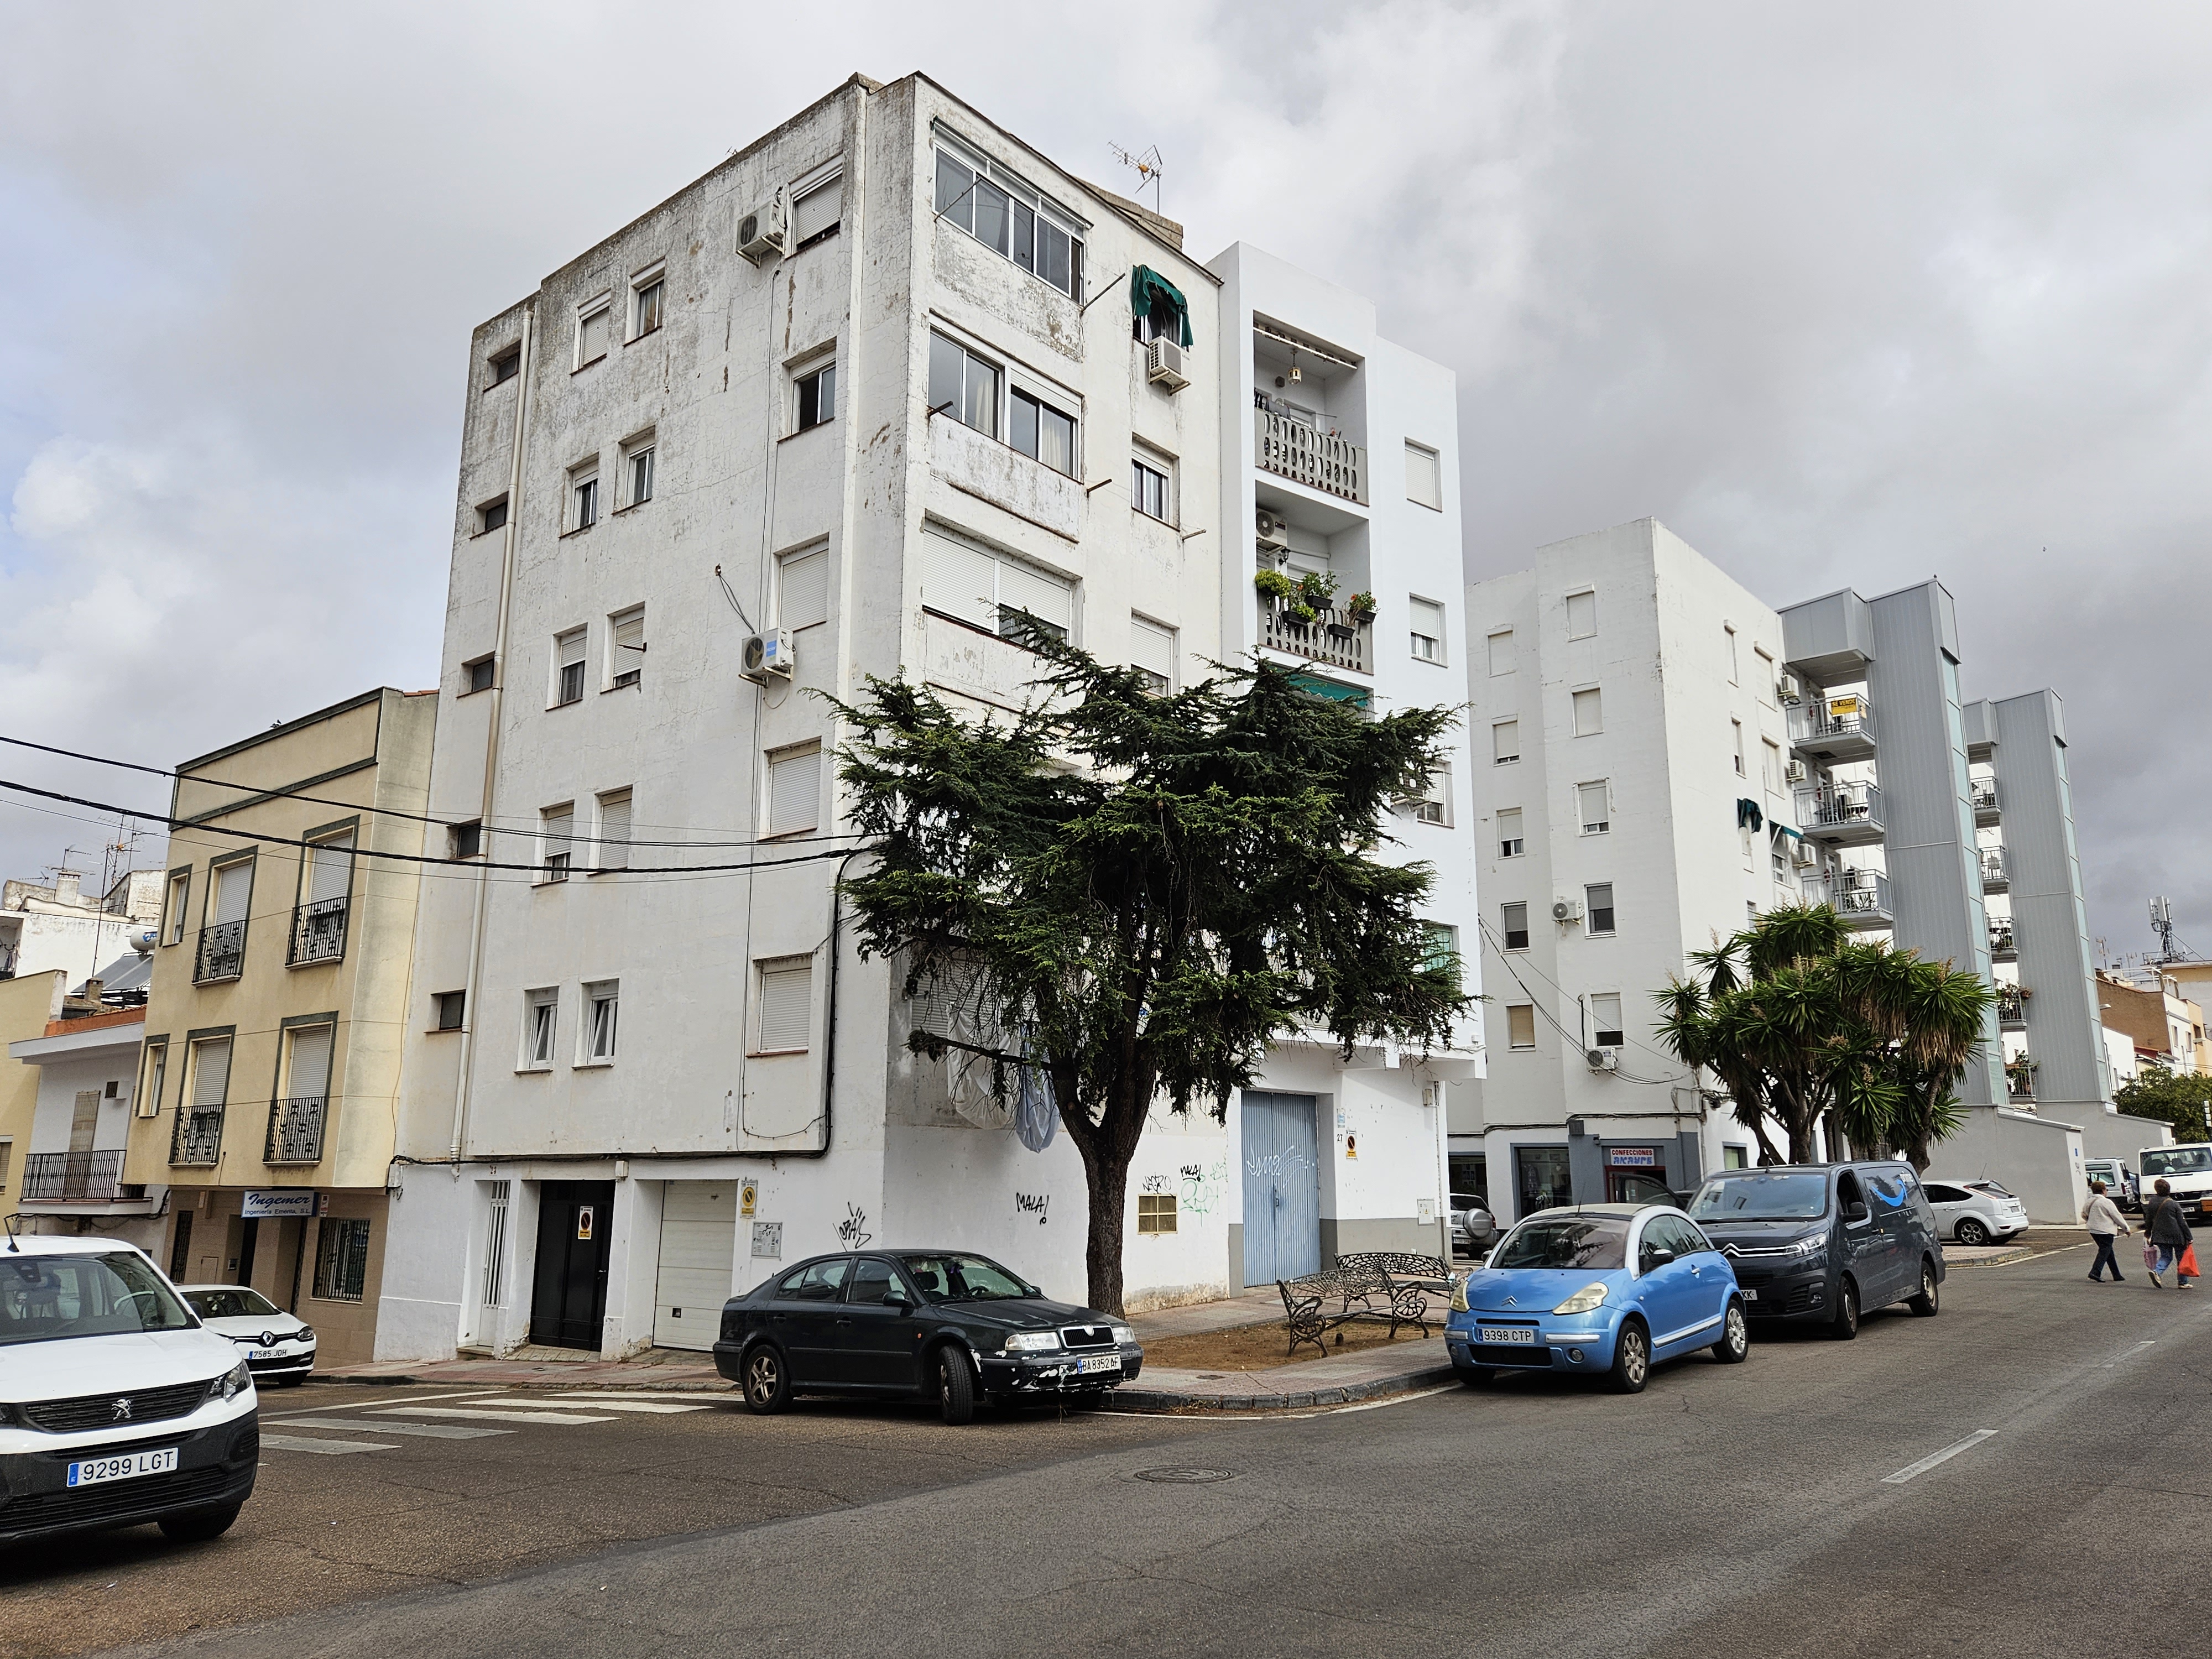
[1686,1162,1944,1338]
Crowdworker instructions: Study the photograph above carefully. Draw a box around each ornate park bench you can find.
[1275,1251,1458,1358]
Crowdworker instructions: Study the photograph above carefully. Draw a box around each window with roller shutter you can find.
[196,858,252,983]
[271,1022,334,1163]
[1130,615,1176,695]
[764,744,820,838]
[779,546,830,631]
[609,607,645,688]
[594,790,632,872]
[918,530,1073,647]
[792,175,842,249]
[554,628,586,706]
[755,957,813,1053]
[539,805,574,883]
[173,1035,232,1165]
[290,831,354,965]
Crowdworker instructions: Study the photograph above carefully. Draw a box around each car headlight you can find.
[294,1326,316,1344]
[1552,1282,1609,1316]
[1110,1325,1136,1345]
[1787,1230,1829,1256]
[208,1358,254,1403]
[1003,1331,1062,1352]
[1451,1275,1475,1313]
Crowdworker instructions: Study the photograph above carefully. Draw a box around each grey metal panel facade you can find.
[1778,588,1875,681]
[1994,690,2110,1111]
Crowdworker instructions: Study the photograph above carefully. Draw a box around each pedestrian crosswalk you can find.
[260,1387,724,1457]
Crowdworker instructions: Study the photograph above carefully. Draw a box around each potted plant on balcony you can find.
[1296,570,1338,614]
[1344,591,1377,623]
[2005,1052,2038,1098]
[1254,569,1295,609]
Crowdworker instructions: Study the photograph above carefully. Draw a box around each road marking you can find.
[372,1405,620,1426]
[1882,1428,1999,1484]
[469,1396,711,1414]
[268,1389,513,1415]
[276,1417,514,1441]
[262,1434,401,1455]
[541,1391,728,1404]
[2101,1340,2156,1368]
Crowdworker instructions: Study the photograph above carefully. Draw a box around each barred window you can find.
[312,1218,372,1302]
[1137,1193,1178,1234]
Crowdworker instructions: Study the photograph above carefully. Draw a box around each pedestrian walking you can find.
[2084,1181,2131,1282]
[2142,1178,2197,1289]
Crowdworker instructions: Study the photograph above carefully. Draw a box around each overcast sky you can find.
[2,3,2206,964]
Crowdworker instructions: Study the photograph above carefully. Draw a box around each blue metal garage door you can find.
[1241,1092,1321,1286]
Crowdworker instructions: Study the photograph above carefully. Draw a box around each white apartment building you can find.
[0,868,164,985]
[377,74,1477,1360]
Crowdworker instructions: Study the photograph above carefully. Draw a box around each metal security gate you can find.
[651,1182,737,1352]
[530,1181,615,1350]
[1241,1092,1321,1286]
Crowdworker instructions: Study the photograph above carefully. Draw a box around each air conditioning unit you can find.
[1791,839,1821,870]
[1255,509,1289,551]
[740,628,795,683]
[1585,1046,1619,1072]
[738,192,789,265]
[1777,672,1802,703]
[1552,898,1583,924]
[1784,758,1808,784]
[1145,337,1190,392]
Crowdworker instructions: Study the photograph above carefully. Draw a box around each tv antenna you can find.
[1108,142,1164,214]
[2151,895,2176,962]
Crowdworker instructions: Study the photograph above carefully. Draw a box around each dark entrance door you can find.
[530,1181,616,1350]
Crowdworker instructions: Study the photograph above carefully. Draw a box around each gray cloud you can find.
[2,2,2205,965]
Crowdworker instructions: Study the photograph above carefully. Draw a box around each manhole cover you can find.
[1133,1467,1237,1485]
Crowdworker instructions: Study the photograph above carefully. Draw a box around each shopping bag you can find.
[2182,1244,2201,1279]
[2145,1242,2162,1271]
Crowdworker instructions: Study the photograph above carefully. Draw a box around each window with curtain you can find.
[1010,388,1075,474]
[632,276,664,338]
[1132,458,1170,521]
[927,332,999,436]
[932,142,1084,298]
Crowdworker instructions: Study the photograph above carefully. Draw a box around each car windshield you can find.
[898,1253,1032,1302]
[184,1288,280,1319]
[1,1251,195,1348]
[1491,1217,1629,1271]
[2142,1147,2212,1177]
[1689,1171,1831,1221]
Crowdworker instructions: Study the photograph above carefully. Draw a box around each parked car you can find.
[716,1250,1142,1425]
[1444,1204,1748,1394]
[1688,1161,1943,1338]
[2083,1158,2138,1211]
[178,1286,318,1387]
[0,1234,259,1546]
[2139,1143,2212,1224]
[1919,1180,2028,1246]
[1449,1193,1499,1256]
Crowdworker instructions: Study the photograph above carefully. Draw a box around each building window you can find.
[1762,738,1783,795]
[632,273,664,340]
[139,1040,168,1119]
[523,988,558,1069]
[1493,720,1520,765]
[1566,589,1598,639]
[1137,1192,1178,1234]
[1572,688,1603,737]
[796,361,836,432]
[1586,883,1616,935]
[622,437,654,507]
[1501,902,1530,952]
[1724,1145,1751,1170]
[1485,629,1512,676]
[932,140,1084,299]
[1408,597,1446,664]
[1732,718,1745,776]
[1132,457,1170,521]
[477,495,509,535]
[594,790,632,873]
[1578,780,1610,836]
[1009,388,1076,476]
[920,530,1075,648]
[482,1181,511,1308]
[488,346,520,387]
[554,628,587,706]
[463,655,495,695]
[311,1218,372,1302]
[765,743,821,838]
[576,303,610,369]
[1498,808,1524,859]
[1425,924,1460,990]
[927,332,1000,436]
[1131,615,1177,695]
[449,820,483,859]
[539,805,574,883]
[607,606,645,689]
[755,956,813,1053]
[434,990,466,1031]
[1590,992,1625,1048]
[163,870,190,946]
[792,175,842,249]
[1755,648,1776,707]
[569,465,599,531]
[779,545,831,632]
[1724,625,1739,685]
[1411,765,1450,826]
[581,980,618,1063]
[1405,441,1442,510]
[1507,1004,1537,1050]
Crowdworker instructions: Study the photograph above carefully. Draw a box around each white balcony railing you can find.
[1254,408,1367,503]
[1259,603,1371,674]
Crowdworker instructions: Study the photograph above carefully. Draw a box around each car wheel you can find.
[935,1345,977,1426]
[740,1345,791,1415]
[158,1503,242,1543]
[1608,1321,1650,1394]
[1457,1365,1493,1389]
[1712,1298,1750,1364]
[1908,1259,1940,1317]
[1830,1277,1860,1340]
[1955,1217,1991,1247]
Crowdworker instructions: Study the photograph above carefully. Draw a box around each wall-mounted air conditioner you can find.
[1777,672,1803,703]
[1791,839,1820,870]
[738,193,789,265]
[1255,509,1289,551]
[741,628,795,683]
[1146,337,1190,392]
[1585,1047,1619,1072]
[1785,758,1808,784]
[1552,898,1583,924]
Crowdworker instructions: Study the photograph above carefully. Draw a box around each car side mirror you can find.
[1643,1246,1675,1269]
[1843,1201,1869,1224]
[884,1286,914,1308]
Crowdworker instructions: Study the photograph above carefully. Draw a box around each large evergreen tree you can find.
[830,646,1469,1314]
[2114,1063,2212,1143]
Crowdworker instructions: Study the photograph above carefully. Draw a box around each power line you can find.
[1472,917,1688,1088]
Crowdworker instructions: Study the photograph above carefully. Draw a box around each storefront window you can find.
[1515,1145,1573,1218]
[1448,1152,1488,1208]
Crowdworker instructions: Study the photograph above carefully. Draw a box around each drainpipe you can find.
[448,303,535,1162]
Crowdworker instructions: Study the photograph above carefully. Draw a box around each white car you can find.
[178,1285,318,1387]
[1922,1179,2030,1246]
[1450,1193,1500,1256]
[1,1233,259,1546]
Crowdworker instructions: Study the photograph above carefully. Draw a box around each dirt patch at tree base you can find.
[1141,1318,1438,1373]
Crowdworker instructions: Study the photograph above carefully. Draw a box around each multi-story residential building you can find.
[2096,968,2203,1077]
[379,74,1477,1361]
[0,969,67,1213]
[1462,520,1798,1219]
[123,688,435,1365]
[9,989,154,1243]
[1,865,164,985]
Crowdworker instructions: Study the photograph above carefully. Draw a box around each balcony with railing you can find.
[1996,986,2030,1031]
[1988,917,2017,961]
[1259,602,1371,674]
[1978,845,2010,892]
[288,898,349,967]
[20,1149,124,1203]
[2006,1060,2037,1102]
[1832,868,1893,929]
[1794,779,1885,846]
[265,1095,328,1164]
[1254,406,1367,504]
[194,920,245,984]
[1787,694,1877,764]
[170,1107,223,1167]
[1971,779,2001,826]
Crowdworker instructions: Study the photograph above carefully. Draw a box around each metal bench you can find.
[1275,1252,1456,1358]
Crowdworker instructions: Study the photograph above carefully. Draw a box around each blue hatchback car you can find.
[1445,1203,1749,1393]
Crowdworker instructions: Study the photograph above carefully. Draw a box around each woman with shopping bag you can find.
[2142,1178,2197,1289]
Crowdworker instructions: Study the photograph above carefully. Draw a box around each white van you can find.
[2139,1144,2212,1225]
[1,1232,259,1546]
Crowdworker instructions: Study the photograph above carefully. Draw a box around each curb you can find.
[307,1372,732,1393]
[1944,1245,2040,1269]
[1101,1363,1459,1414]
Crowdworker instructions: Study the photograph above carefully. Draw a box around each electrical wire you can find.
[1473,916,1689,1088]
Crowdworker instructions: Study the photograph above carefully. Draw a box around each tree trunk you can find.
[1073,1123,1133,1316]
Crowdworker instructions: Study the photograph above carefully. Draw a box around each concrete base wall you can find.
[1928,1105,2088,1224]
[2074,1109,2176,1167]
[1318,1215,1444,1262]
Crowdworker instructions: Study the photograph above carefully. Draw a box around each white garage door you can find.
[652,1182,737,1352]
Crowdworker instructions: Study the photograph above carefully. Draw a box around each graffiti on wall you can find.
[1015,1191,1050,1225]
[1178,1159,1228,1220]
[837,1203,872,1250]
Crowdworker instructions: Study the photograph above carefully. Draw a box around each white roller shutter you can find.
[287,1025,333,1100]
[792,176,842,243]
[213,860,252,925]
[921,532,997,631]
[597,791,632,871]
[1130,616,1176,691]
[191,1038,232,1108]
[653,1183,738,1351]
[766,747,820,837]
[780,548,830,631]
[995,557,1073,636]
[308,834,353,904]
[757,959,813,1052]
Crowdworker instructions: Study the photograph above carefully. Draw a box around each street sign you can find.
[240,1191,316,1219]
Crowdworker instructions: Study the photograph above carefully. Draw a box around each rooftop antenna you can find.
[1107,142,1164,215]
[2152,896,2176,963]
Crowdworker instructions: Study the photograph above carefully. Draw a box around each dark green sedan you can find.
[714,1250,1142,1424]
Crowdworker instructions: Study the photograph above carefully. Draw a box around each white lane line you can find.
[277,1417,514,1441]
[373,1406,619,1426]
[2101,1340,2157,1368]
[269,1389,513,1415]
[469,1396,709,1414]
[262,1434,400,1455]
[1882,1428,1999,1485]
[541,1391,728,1405]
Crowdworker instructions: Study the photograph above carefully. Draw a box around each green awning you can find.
[1736,797,1764,832]
[1287,671,1370,708]
[1130,265,1194,348]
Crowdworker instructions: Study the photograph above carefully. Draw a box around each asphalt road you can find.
[14,1244,2212,1659]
